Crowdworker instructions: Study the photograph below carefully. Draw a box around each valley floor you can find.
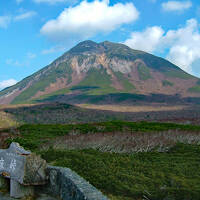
[1,103,200,130]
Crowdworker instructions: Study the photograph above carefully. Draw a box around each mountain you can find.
[1,40,200,105]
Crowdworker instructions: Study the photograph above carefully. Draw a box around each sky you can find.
[0,0,200,90]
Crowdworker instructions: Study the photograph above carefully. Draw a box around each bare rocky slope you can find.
[1,40,200,105]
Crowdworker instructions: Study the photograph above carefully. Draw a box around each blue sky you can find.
[0,0,200,90]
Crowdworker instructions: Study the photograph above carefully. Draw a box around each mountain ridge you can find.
[0,40,199,105]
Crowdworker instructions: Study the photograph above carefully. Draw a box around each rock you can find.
[0,143,48,199]
[36,194,59,200]
[23,153,48,186]
[44,166,108,200]
[10,180,34,199]
[0,143,30,184]
[0,143,48,186]
[9,143,30,156]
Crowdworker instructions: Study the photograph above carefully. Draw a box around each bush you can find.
[40,144,200,200]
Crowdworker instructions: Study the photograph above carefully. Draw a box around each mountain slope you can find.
[0,40,199,105]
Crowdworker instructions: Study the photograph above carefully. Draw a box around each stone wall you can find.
[39,165,108,200]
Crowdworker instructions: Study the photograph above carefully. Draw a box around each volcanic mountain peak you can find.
[0,40,200,105]
[69,40,102,54]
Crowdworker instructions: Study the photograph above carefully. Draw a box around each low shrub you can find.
[40,143,200,200]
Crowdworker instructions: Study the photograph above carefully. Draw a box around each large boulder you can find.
[0,143,48,199]
[23,153,47,186]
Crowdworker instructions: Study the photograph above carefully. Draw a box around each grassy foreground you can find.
[40,144,200,200]
[4,121,200,200]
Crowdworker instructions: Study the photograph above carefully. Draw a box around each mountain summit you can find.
[0,40,200,104]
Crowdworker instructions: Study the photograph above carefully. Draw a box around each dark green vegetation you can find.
[188,86,200,93]
[5,121,200,200]
[163,69,192,79]
[33,90,200,105]
[114,72,136,92]
[162,80,174,87]
[76,68,118,95]
[40,144,200,200]
[137,63,152,80]
[70,86,99,91]
[188,80,200,93]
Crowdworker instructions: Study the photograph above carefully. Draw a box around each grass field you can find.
[40,144,200,200]
[4,121,200,199]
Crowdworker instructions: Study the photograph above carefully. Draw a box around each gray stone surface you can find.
[9,143,31,156]
[0,192,59,200]
[0,143,47,186]
[0,143,48,199]
[23,153,47,186]
[42,165,109,200]
[10,179,34,199]
[0,143,28,184]
[36,194,59,200]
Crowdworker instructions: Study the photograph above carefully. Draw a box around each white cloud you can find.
[124,26,164,53]
[124,19,200,74]
[0,11,36,28]
[0,16,11,29]
[14,11,37,21]
[41,0,139,41]
[162,1,192,12]
[164,19,200,72]
[0,79,17,90]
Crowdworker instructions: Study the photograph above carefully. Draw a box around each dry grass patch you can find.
[0,111,18,129]
[41,130,200,153]
[77,104,188,113]
[0,103,39,110]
